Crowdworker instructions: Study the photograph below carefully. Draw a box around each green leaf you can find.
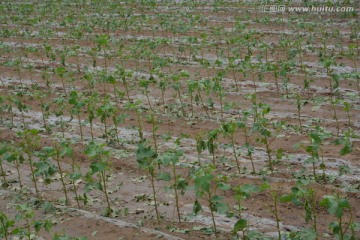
[69,172,82,180]
[329,221,341,235]
[339,143,352,156]
[34,221,43,232]
[217,182,231,191]
[176,178,188,194]
[214,200,229,214]
[192,226,205,231]
[247,230,272,239]
[44,220,53,232]
[232,219,247,234]
[84,143,98,158]
[280,194,294,203]
[60,146,73,157]
[310,132,321,144]
[168,227,189,234]
[194,174,213,193]
[276,148,284,160]
[34,161,57,179]
[193,199,202,215]
[158,152,180,165]
[320,195,350,218]
[259,182,271,191]
[90,162,106,174]
[84,182,102,193]
[158,172,171,181]
[240,184,259,195]
[136,144,157,168]
[42,146,55,154]
[339,165,351,176]
[289,227,317,240]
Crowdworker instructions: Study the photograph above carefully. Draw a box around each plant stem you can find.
[77,113,83,141]
[0,162,7,188]
[219,93,224,122]
[145,91,153,112]
[72,180,80,209]
[150,170,160,223]
[327,68,340,136]
[197,89,210,118]
[55,149,69,205]
[136,110,143,141]
[151,116,158,154]
[61,77,67,97]
[272,191,281,240]
[172,163,181,223]
[207,191,217,237]
[15,159,22,187]
[101,170,112,215]
[0,218,9,240]
[312,160,317,182]
[90,120,94,140]
[177,88,186,116]
[264,136,273,173]
[40,100,48,133]
[232,134,241,174]
[339,216,343,240]
[28,153,40,198]
[161,88,166,114]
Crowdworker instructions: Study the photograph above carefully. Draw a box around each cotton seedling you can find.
[320,195,359,240]
[221,121,241,174]
[136,143,160,223]
[192,165,230,237]
[17,129,42,198]
[157,150,187,223]
[84,141,113,216]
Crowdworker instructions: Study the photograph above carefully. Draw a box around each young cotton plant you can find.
[0,142,10,188]
[32,88,51,134]
[15,203,53,240]
[53,97,68,138]
[236,109,256,174]
[136,143,160,223]
[146,113,159,155]
[60,140,82,208]
[1,142,24,188]
[192,165,230,237]
[212,71,226,121]
[171,70,189,116]
[96,95,115,142]
[221,121,242,174]
[232,184,259,219]
[207,129,220,167]
[297,126,332,182]
[0,211,16,240]
[195,133,206,167]
[41,145,69,205]
[84,141,113,217]
[251,103,276,173]
[68,91,86,141]
[157,150,188,223]
[280,180,319,239]
[54,66,68,97]
[321,55,340,136]
[124,100,144,142]
[17,129,42,198]
[320,195,360,240]
[110,110,128,146]
[14,91,30,129]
